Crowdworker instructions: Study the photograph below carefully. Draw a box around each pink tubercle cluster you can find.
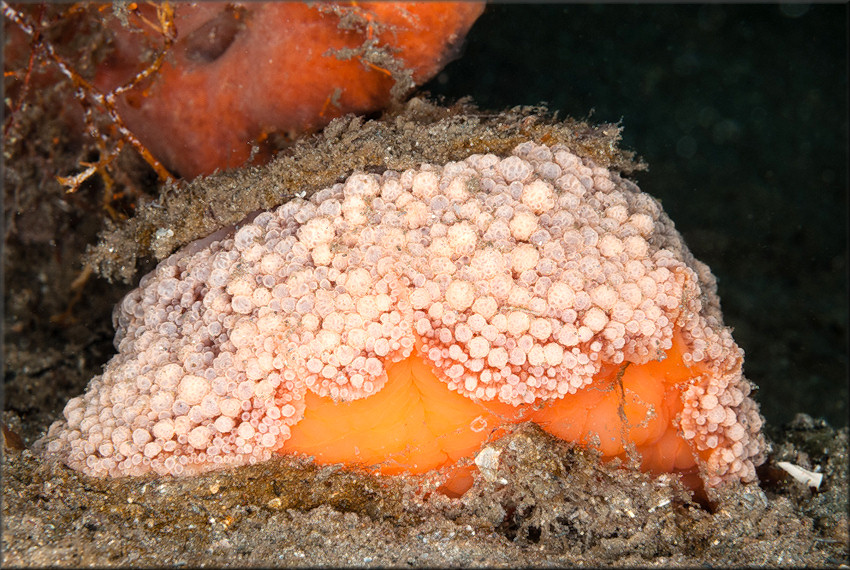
[45,141,765,484]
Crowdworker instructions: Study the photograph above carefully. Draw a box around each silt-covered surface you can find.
[3,420,848,567]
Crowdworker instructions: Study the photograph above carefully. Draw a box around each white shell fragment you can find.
[474,446,507,484]
[777,461,823,490]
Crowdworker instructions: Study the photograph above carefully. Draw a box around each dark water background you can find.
[424,4,848,428]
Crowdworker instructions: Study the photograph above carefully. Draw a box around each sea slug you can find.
[44,141,766,493]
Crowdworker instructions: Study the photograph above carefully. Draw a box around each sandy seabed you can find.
[1,414,847,567]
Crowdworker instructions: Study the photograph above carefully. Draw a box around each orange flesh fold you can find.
[283,330,709,494]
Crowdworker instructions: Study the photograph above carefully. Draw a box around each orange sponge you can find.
[93,2,485,178]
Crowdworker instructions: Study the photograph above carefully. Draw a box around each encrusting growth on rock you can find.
[44,141,765,492]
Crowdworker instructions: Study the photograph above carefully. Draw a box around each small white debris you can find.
[154,227,174,241]
[777,461,823,490]
[474,446,507,484]
[648,497,672,513]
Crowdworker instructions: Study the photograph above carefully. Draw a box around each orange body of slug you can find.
[284,329,706,495]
